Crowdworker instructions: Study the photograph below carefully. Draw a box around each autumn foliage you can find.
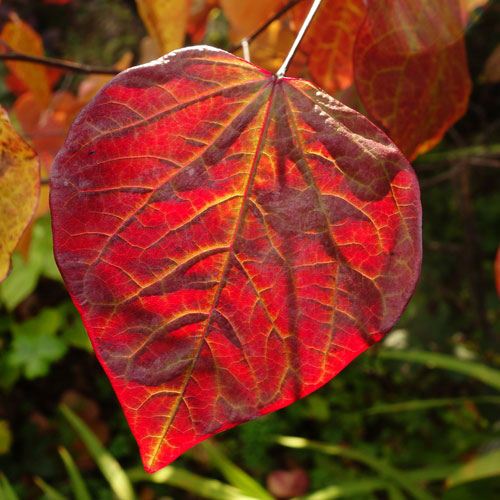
[0,0,495,476]
[50,46,422,470]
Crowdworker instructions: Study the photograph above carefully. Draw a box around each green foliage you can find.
[0,472,20,500]
[9,308,67,379]
[201,440,274,500]
[1,216,60,311]
[58,446,92,500]
[0,419,12,454]
[0,303,91,388]
[447,447,500,488]
[60,404,137,500]
[34,477,68,500]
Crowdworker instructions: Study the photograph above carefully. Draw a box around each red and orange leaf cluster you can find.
[1,13,132,257]
[50,47,422,472]
[292,0,471,160]
[354,0,471,160]
[0,15,52,107]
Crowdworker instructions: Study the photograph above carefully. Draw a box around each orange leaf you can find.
[0,107,39,282]
[0,15,51,107]
[234,19,299,75]
[5,67,62,97]
[13,90,82,173]
[78,52,133,104]
[292,0,366,93]
[460,0,489,25]
[354,0,471,160]
[220,0,286,41]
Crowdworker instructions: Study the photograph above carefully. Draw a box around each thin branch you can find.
[0,50,120,75]
[467,156,500,168]
[419,166,460,189]
[416,143,500,163]
[230,0,305,53]
[453,160,492,341]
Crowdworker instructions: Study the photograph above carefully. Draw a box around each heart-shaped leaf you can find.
[50,47,421,472]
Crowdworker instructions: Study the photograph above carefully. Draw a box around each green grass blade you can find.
[416,143,500,162]
[201,440,274,500]
[274,436,436,500]
[59,404,136,500]
[447,447,500,487]
[292,478,389,500]
[406,465,459,482]
[33,477,68,500]
[0,473,20,500]
[127,465,259,500]
[58,446,92,500]
[361,395,500,416]
[294,464,461,500]
[387,484,405,500]
[377,350,500,391]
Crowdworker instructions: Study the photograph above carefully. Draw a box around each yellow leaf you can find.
[462,0,488,13]
[0,106,39,282]
[0,14,51,107]
[234,20,296,74]
[135,0,192,54]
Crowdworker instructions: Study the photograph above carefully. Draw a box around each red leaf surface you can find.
[354,0,471,160]
[50,47,422,472]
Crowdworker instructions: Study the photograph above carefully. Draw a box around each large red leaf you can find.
[50,47,421,472]
[354,0,471,160]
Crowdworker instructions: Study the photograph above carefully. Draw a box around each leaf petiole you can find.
[276,0,323,78]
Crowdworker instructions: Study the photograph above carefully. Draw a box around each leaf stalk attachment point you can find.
[230,0,304,53]
[276,0,323,78]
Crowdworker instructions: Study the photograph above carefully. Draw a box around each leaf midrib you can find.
[148,76,277,468]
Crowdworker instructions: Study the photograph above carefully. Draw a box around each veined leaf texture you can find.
[50,47,422,472]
